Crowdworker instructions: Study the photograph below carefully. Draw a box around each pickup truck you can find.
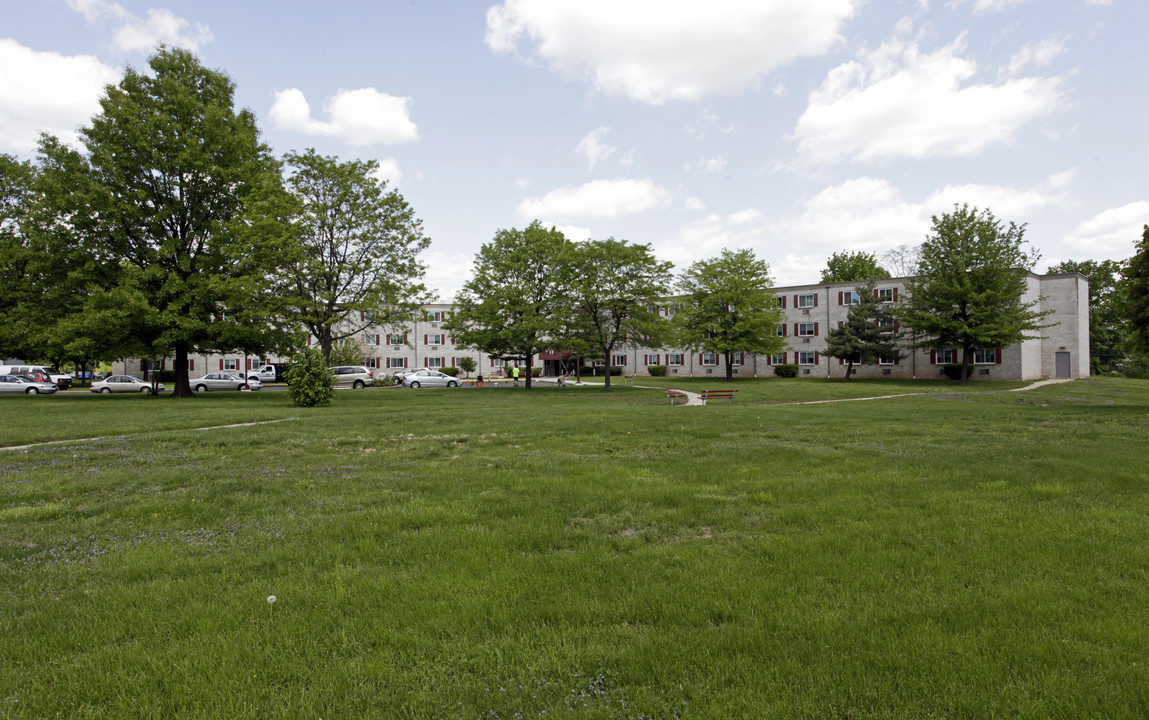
[246,363,294,384]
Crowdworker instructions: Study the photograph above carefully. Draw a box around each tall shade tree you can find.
[820,251,890,283]
[901,204,1050,385]
[445,221,573,390]
[675,248,785,381]
[1126,225,1149,353]
[568,238,674,390]
[272,149,430,362]
[36,48,285,396]
[1047,258,1128,371]
[0,154,38,359]
[823,280,902,380]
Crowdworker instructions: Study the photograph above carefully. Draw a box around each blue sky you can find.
[2,0,1145,299]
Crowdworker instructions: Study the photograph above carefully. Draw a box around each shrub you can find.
[609,366,623,376]
[286,348,335,407]
[941,363,974,381]
[647,365,667,377]
[531,367,541,377]
[155,369,176,383]
[1120,354,1149,379]
[457,356,476,377]
[773,364,799,378]
[441,367,460,377]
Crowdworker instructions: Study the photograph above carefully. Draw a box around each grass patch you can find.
[2,378,1148,718]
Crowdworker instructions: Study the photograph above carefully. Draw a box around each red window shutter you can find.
[814,352,820,364]
[874,289,880,298]
[839,357,844,365]
[793,294,798,307]
[424,358,429,367]
[782,352,787,364]
[996,348,1002,364]
[838,291,843,305]
[813,294,818,307]
[424,334,428,345]
[218,359,223,370]
[781,296,787,308]
[699,353,704,364]
[814,323,819,336]
[189,359,195,371]
[930,350,936,364]
[893,288,899,302]
[793,323,799,336]
[894,354,900,365]
[404,358,408,368]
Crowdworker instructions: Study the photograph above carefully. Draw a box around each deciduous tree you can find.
[823,280,901,380]
[820,251,890,283]
[675,248,784,381]
[901,204,1049,385]
[1126,225,1149,353]
[445,221,573,390]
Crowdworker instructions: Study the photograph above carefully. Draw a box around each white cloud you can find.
[517,178,673,222]
[370,158,402,188]
[576,126,615,170]
[792,33,1064,164]
[1004,35,1069,76]
[683,196,707,211]
[685,155,728,173]
[551,224,594,243]
[0,39,121,154]
[420,249,475,303]
[512,176,532,189]
[657,174,1075,285]
[270,88,418,146]
[66,0,212,53]
[486,0,860,104]
[971,0,1033,14]
[1060,202,1149,258]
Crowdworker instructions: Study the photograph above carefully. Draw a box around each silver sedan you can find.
[0,374,58,394]
[90,375,165,393]
[400,369,460,388]
[190,373,259,392]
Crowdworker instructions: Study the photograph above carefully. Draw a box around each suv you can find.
[330,366,374,389]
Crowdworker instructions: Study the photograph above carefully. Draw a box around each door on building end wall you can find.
[1055,352,1071,378]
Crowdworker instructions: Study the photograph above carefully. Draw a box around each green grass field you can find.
[2,378,1147,719]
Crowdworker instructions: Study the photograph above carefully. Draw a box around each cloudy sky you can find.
[3,0,1145,298]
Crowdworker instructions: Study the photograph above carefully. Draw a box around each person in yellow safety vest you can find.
[512,365,520,385]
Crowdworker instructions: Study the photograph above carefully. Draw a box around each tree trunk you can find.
[172,341,194,397]
[845,360,854,381]
[525,355,533,389]
[725,351,734,381]
[603,344,613,390]
[960,347,970,385]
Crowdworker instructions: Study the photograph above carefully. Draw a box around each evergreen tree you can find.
[824,280,902,380]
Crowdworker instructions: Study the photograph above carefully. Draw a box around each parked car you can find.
[0,364,71,389]
[330,366,374,389]
[10,370,56,386]
[189,372,258,392]
[0,374,58,394]
[400,369,460,388]
[246,363,295,383]
[90,375,165,393]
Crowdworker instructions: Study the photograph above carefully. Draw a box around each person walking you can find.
[512,365,520,386]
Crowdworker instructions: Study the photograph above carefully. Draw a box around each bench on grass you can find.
[666,387,687,405]
[699,389,738,405]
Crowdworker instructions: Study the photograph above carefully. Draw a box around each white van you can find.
[0,365,72,389]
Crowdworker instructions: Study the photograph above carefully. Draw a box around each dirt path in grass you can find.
[0,418,299,452]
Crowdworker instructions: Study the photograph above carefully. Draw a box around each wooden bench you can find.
[699,389,738,405]
[666,387,687,405]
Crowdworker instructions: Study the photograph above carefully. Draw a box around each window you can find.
[222,358,238,371]
[797,293,817,308]
[612,355,627,366]
[643,354,660,366]
[797,322,817,337]
[490,358,505,368]
[366,333,380,345]
[731,352,743,366]
[425,334,443,345]
[877,288,896,303]
[840,290,860,305]
[973,348,999,364]
[933,349,956,364]
[667,353,684,366]
[388,357,408,369]
[426,357,443,368]
[701,352,717,366]
[365,357,379,369]
[841,351,862,364]
[386,333,408,346]
[798,351,817,365]
[771,353,787,365]
[878,353,895,365]
[774,296,787,309]
[427,310,446,322]
[776,323,786,337]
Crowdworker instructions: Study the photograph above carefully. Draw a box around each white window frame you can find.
[776,324,786,337]
[771,353,786,365]
[667,353,684,366]
[878,353,895,366]
[426,333,443,346]
[490,358,505,368]
[612,354,627,366]
[798,351,817,366]
[973,348,997,364]
[701,352,717,366]
[222,358,238,371]
[798,323,816,337]
[797,293,816,308]
[934,349,956,364]
[427,357,443,369]
[365,357,379,369]
[877,288,895,303]
[843,291,860,305]
[387,357,407,369]
[427,310,445,322]
[731,352,743,367]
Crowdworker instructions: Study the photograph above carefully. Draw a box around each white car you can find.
[190,372,259,392]
[400,369,460,388]
[0,374,58,394]
[91,375,165,393]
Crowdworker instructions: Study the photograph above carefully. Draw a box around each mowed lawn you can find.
[1,378,1147,719]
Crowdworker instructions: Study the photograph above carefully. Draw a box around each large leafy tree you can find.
[36,47,285,396]
[568,238,674,390]
[1047,258,1128,371]
[1126,225,1149,353]
[901,204,1050,385]
[445,221,573,390]
[820,251,890,283]
[675,248,784,381]
[823,280,902,380]
[0,154,38,359]
[271,149,431,363]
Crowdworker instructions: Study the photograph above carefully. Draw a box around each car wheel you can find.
[448,380,458,388]
[100,387,111,394]
[410,381,420,388]
[353,380,365,389]
[239,384,248,391]
[194,385,207,392]
[26,387,38,394]
[140,386,150,393]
